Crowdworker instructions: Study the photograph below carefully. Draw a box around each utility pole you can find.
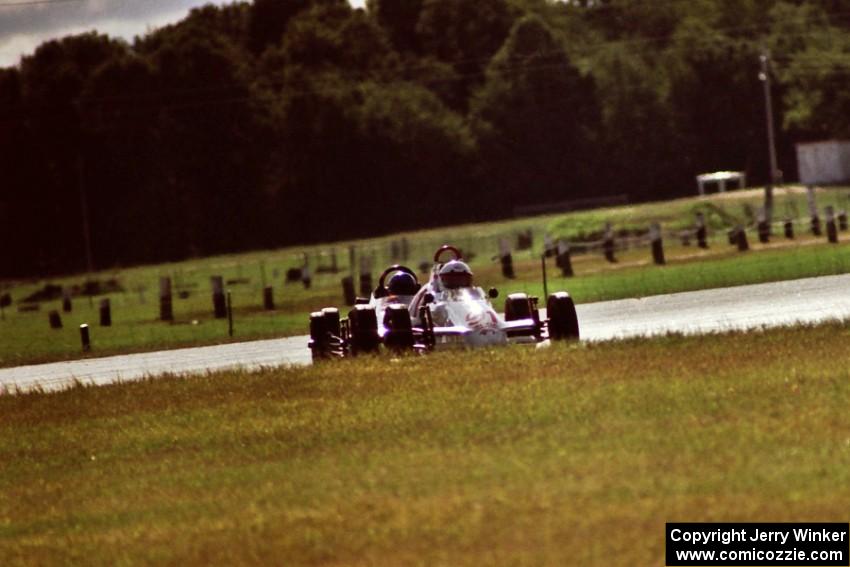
[759,51,779,223]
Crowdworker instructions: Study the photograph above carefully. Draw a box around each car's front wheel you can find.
[383,303,414,352]
[348,305,380,355]
[547,292,579,340]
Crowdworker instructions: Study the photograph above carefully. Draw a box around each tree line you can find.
[1,0,848,277]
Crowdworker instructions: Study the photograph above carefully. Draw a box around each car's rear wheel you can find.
[383,303,414,351]
[547,292,579,340]
[504,292,532,321]
[348,305,380,355]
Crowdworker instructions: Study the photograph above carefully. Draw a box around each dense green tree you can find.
[590,46,684,199]
[665,16,768,180]
[367,0,424,54]
[769,2,850,138]
[416,0,517,110]
[3,0,850,278]
[472,15,601,208]
[13,33,129,274]
[248,0,346,55]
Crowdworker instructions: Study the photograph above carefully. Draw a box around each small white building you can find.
[696,171,747,196]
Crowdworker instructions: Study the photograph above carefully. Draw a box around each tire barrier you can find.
[263,286,274,310]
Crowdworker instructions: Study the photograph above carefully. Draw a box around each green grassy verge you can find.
[2,234,848,368]
[1,186,848,367]
[2,322,850,565]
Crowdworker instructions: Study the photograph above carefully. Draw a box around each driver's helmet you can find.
[387,271,419,295]
[439,260,473,289]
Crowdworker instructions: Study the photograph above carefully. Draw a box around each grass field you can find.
[2,321,850,565]
[1,185,849,367]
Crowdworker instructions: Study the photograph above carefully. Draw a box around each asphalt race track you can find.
[2,273,849,394]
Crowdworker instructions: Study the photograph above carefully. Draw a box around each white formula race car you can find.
[308,245,579,360]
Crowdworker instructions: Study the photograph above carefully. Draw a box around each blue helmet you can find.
[387,271,419,295]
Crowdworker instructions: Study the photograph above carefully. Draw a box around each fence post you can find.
[49,310,62,329]
[517,229,533,251]
[736,225,749,252]
[695,212,708,249]
[211,276,226,318]
[784,218,794,239]
[80,324,91,352]
[99,298,111,326]
[359,254,373,295]
[263,286,275,310]
[826,206,838,244]
[757,208,770,243]
[359,273,373,297]
[226,291,233,337]
[62,287,73,313]
[807,186,822,235]
[498,238,515,279]
[342,276,356,305]
[650,222,665,265]
[401,238,410,261]
[541,254,548,300]
[603,223,616,263]
[556,240,573,277]
[159,277,173,321]
[543,233,555,258]
[0,292,9,320]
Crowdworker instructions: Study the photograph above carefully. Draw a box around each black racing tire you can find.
[504,292,532,321]
[309,310,329,361]
[348,305,380,354]
[321,307,341,338]
[383,303,414,351]
[547,292,579,340]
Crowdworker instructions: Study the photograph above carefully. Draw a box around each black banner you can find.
[666,523,849,566]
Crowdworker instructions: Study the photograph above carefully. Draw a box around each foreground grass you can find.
[2,322,850,565]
